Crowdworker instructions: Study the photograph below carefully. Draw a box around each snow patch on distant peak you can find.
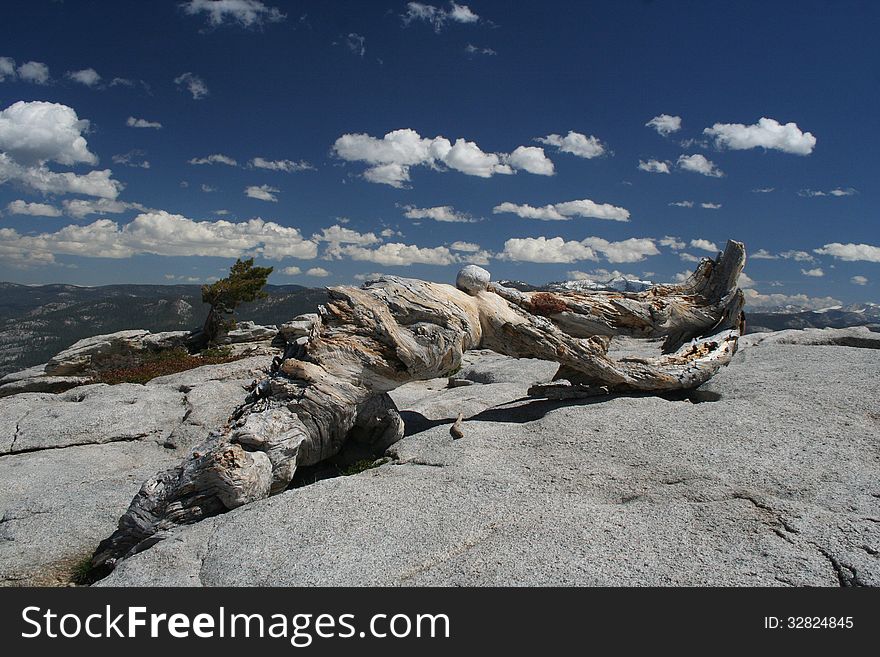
[548,276,654,293]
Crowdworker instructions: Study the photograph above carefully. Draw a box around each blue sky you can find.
[0,0,878,309]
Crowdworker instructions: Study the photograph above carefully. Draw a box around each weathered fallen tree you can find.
[89,240,745,577]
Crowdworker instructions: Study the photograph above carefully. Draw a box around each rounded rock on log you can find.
[456,265,490,295]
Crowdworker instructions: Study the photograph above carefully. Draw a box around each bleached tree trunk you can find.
[90,240,745,576]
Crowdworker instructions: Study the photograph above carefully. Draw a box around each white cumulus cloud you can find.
[645,114,682,136]
[66,68,101,87]
[738,272,755,287]
[780,250,815,262]
[0,211,318,263]
[677,154,724,177]
[0,154,121,199]
[801,267,824,277]
[244,184,279,202]
[0,101,97,166]
[189,153,237,166]
[442,138,515,177]
[583,237,659,263]
[535,131,606,159]
[17,61,50,84]
[638,159,670,174]
[500,236,595,263]
[690,239,719,253]
[174,72,208,99]
[249,157,313,172]
[6,200,62,217]
[402,2,479,31]
[507,146,555,175]
[501,236,657,264]
[0,101,122,199]
[659,236,686,250]
[465,44,496,56]
[0,57,16,82]
[62,198,148,219]
[306,267,331,277]
[402,205,476,223]
[127,116,163,129]
[332,128,549,187]
[493,199,630,222]
[181,0,286,27]
[312,224,379,245]
[447,1,478,22]
[328,242,461,266]
[851,275,868,286]
[112,150,150,169]
[362,163,410,187]
[704,117,816,155]
[814,242,880,263]
[798,187,857,198]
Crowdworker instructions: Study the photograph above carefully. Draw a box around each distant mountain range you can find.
[0,282,328,377]
[545,277,655,293]
[746,303,880,333]
[498,278,654,293]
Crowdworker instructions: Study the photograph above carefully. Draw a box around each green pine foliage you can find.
[201,258,273,345]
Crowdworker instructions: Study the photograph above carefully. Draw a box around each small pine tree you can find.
[199,257,273,347]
